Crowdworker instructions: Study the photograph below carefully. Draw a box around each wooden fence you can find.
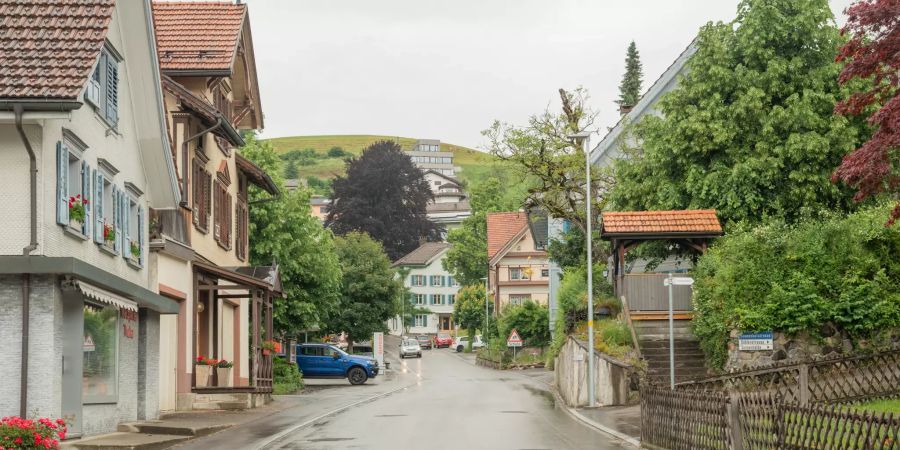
[642,350,900,450]
[624,273,693,311]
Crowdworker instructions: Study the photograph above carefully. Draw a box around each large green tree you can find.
[329,232,403,346]
[617,41,643,109]
[610,0,865,225]
[443,169,526,285]
[326,140,442,261]
[240,135,342,336]
[452,285,493,351]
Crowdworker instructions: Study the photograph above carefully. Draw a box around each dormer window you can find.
[86,44,121,127]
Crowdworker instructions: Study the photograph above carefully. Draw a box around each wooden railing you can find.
[150,208,191,246]
[255,349,273,393]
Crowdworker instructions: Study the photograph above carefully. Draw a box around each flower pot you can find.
[217,367,232,387]
[262,349,271,356]
[195,365,211,387]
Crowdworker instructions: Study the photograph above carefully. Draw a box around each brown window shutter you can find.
[226,192,233,249]
[191,159,200,226]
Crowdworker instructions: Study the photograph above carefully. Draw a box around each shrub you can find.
[498,301,550,347]
[693,205,900,370]
[327,146,348,158]
[273,356,304,394]
[0,417,67,449]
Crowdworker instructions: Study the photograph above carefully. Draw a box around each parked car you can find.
[295,343,378,385]
[433,333,453,348]
[415,335,433,350]
[399,338,422,358]
[453,335,485,353]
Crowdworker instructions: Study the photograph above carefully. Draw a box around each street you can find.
[174,342,629,450]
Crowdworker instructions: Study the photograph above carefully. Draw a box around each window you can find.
[434,181,441,186]
[430,275,444,287]
[448,276,458,287]
[447,294,455,305]
[410,275,426,287]
[431,294,441,305]
[509,267,530,281]
[87,46,120,126]
[414,315,428,327]
[56,136,92,238]
[414,294,426,305]
[83,303,118,403]
[213,180,232,249]
[192,158,212,233]
[300,346,321,356]
[509,294,531,306]
[541,269,550,278]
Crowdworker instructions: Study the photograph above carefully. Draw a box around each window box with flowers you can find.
[216,360,234,387]
[102,222,116,249]
[0,416,67,449]
[194,356,218,388]
[261,340,277,356]
[68,194,89,235]
[129,241,141,262]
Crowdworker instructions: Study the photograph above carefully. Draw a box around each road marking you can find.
[251,383,415,450]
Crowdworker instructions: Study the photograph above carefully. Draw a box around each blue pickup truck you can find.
[295,343,379,385]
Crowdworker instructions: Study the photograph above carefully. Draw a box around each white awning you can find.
[76,281,138,312]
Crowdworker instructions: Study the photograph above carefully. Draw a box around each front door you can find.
[440,316,451,331]
[158,314,178,411]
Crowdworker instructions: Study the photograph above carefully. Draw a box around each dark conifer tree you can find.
[617,41,643,109]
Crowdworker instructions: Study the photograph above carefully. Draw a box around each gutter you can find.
[180,118,224,208]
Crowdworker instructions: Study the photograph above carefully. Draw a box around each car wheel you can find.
[456,345,463,353]
[417,353,421,358]
[348,367,368,385]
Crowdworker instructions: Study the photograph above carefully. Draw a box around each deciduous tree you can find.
[831,0,900,224]
[326,140,442,261]
[453,285,492,351]
[610,0,866,225]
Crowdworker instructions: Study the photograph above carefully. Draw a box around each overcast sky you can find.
[245,0,855,150]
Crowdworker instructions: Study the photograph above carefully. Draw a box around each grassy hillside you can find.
[264,134,495,183]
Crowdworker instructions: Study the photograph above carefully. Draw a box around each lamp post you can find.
[569,131,595,407]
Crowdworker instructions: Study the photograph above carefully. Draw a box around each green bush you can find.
[693,205,900,370]
[273,356,304,394]
[327,146,348,158]
[498,300,550,347]
[597,319,632,347]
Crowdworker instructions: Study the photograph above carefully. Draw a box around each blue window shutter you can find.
[105,56,118,125]
[121,195,129,259]
[94,172,103,243]
[442,276,447,286]
[113,187,121,253]
[424,315,428,327]
[409,275,414,286]
[138,205,145,266]
[56,142,68,225]
[82,161,91,237]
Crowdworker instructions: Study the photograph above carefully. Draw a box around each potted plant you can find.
[130,241,141,260]
[216,360,234,387]
[195,356,215,387]
[103,222,115,247]
[261,341,276,356]
[68,195,88,231]
[0,416,67,449]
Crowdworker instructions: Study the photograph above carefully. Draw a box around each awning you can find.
[76,280,138,312]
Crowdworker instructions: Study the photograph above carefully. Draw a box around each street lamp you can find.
[569,131,595,407]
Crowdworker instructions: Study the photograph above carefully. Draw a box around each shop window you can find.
[83,303,118,403]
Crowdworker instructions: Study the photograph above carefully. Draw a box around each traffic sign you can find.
[507,328,523,347]
[663,276,694,286]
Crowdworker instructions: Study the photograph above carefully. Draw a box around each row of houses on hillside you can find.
[0,0,280,438]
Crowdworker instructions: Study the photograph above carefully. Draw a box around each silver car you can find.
[399,338,422,358]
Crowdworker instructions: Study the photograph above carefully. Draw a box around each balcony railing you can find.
[150,208,191,246]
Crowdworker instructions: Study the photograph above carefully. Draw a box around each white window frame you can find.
[509,294,530,306]
[430,275,444,287]
[414,294,426,305]
[411,275,426,287]
[509,267,530,281]
[414,314,427,327]
[88,43,121,127]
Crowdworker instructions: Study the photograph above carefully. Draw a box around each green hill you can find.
[264,134,495,183]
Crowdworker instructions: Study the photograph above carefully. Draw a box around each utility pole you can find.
[570,131,595,407]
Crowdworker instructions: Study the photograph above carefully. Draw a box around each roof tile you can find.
[152,1,245,72]
[0,0,114,101]
[393,242,451,267]
[601,209,722,235]
[487,212,528,259]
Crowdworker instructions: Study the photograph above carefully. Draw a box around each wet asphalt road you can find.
[266,346,629,450]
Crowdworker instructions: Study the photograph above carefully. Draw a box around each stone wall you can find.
[726,327,900,371]
[555,337,636,407]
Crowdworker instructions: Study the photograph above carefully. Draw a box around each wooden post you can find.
[727,392,745,450]
[251,289,260,387]
[798,364,809,406]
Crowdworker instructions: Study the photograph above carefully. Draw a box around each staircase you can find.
[633,318,708,385]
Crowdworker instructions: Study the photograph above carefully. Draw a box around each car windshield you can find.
[416,336,428,340]
[326,345,347,356]
[438,333,450,338]
[403,340,418,346]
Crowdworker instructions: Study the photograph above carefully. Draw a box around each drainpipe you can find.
[180,118,223,208]
[14,105,37,418]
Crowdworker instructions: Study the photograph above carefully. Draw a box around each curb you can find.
[554,391,641,448]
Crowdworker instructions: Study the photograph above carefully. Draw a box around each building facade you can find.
[422,170,471,231]
[0,0,181,437]
[388,243,461,335]
[406,139,456,176]
[487,212,550,312]
[149,1,281,412]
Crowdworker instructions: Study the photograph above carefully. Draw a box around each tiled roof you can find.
[487,212,528,260]
[152,1,245,72]
[601,210,722,235]
[392,242,450,267]
[0,0,114,101]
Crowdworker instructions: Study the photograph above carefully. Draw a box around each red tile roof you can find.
[487,212,528,260]
[601,210,722,235]
[152,1,245,72]
[0,0,114,101]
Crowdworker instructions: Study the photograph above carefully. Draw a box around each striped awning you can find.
[76,280,138,311]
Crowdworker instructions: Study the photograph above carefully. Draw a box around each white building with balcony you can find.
[388,243,461,336]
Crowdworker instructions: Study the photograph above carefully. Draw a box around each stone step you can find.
[117,422,232,437]
[639,339,702,349]
[190,401,248,411]
[62,432,189,450]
